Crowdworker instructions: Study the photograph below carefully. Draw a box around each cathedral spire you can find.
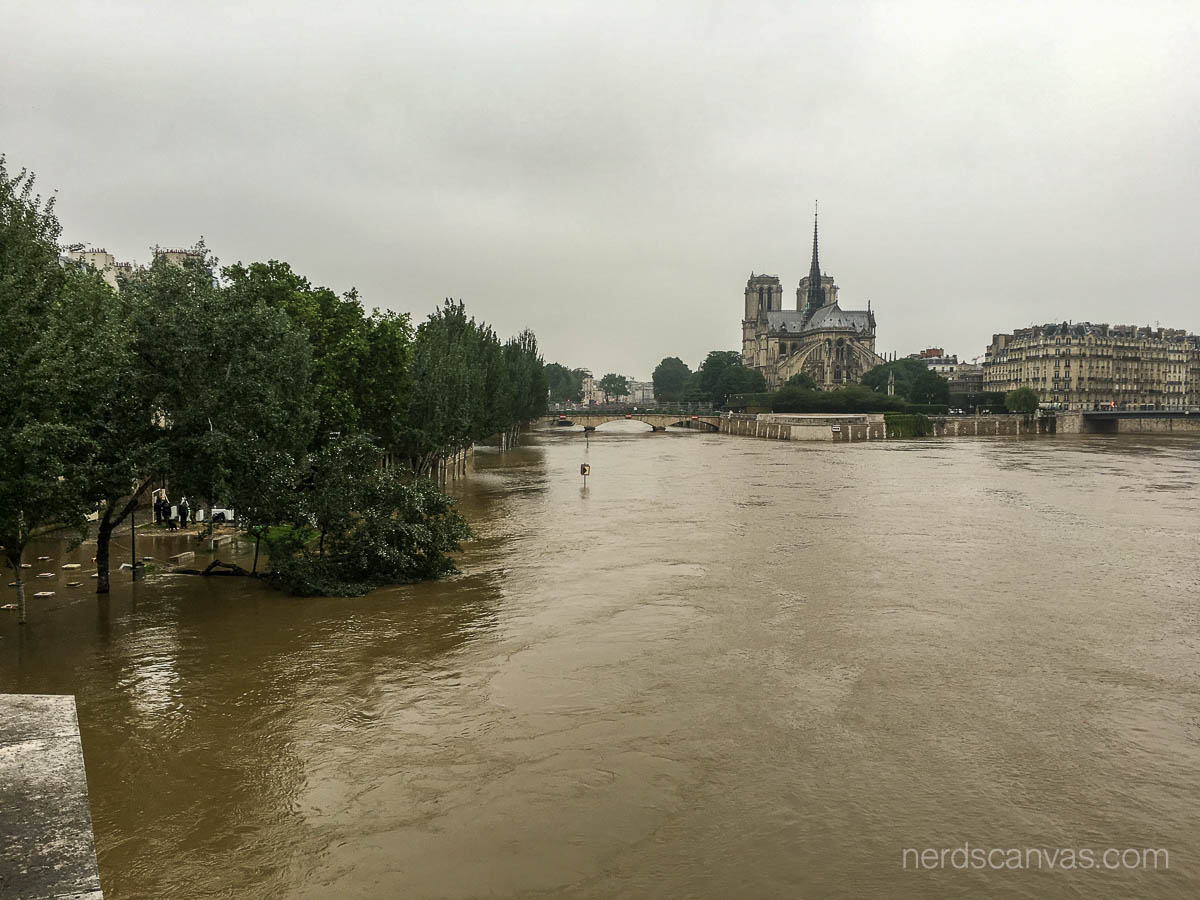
[809,202,820,283]
[804,202,824,320]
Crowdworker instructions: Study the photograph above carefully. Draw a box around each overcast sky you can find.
[5,1,1198,376]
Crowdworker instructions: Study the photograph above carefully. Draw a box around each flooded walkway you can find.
[3,431,1200,898]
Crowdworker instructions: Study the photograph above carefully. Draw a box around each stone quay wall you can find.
[719,413,1048,442]
[1056,412,1200,434]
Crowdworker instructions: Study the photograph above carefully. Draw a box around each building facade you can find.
[741,216,882,390]
[63,244,205,289]
[911,350,959,376]
[983,322,1200,410]
[61,248,135,289]
[947,362,984,394]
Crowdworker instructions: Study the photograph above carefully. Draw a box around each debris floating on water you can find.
[62,563,82,570]
[33,591,55,598]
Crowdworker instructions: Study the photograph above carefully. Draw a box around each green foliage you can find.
[1,155,549,606]
[949,391,1007,413]
[598,373,629,401]
[545,362,585,403]
[0,158,118,619]
[785,371,818,391]
[718,364,766,403]
[652,357,692,402]
[505,329,550,423]
[125,249,315,516]
[696,351,740,404]
[883,413,933,437]
[1005,386,1040,414]
[267,436,472,596]
[681,371,706,403]
[772,385,907,413]
[728,386,947,415]
[692,350,764,406]
[862,358,951,405]
[399,301,545,473]
[222,260,413,447]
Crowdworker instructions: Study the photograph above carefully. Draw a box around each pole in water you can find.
[130,503,139,580]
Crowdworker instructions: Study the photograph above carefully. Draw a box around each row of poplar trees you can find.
[0,158,548,620]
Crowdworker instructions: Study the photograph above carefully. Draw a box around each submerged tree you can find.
[266,435,471,596]
[400,301,546,473]
[2,156,554,617]
[79,248,317,592]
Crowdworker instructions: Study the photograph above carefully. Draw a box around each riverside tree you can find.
[0,159,127,621]
[81,248,317,592]
[222,260,412,448]
[401,301,546,474]
[266,434,472,596]
[694,351,766,406]
[652,357,691,402]
[597,373,629,402]
[862,358,951,405]
[544,362,585,403]
[1005,386,1040,415]
[2,154,553,615]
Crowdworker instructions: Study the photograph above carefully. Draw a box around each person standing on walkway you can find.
[179,497,190,529]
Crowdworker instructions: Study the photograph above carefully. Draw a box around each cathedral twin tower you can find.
[740,212,882,390]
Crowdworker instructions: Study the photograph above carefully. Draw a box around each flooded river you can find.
[3,426,1199,898]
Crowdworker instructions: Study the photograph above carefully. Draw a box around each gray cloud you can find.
[4,0,1197,376]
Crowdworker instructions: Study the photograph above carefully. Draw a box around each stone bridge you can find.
[545,411,722,432]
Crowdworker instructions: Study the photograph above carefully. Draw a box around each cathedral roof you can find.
[765,303,874,335]
[806,303,873,332]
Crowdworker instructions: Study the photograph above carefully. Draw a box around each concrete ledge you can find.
[0,694,103,899]
[168,551,194,564]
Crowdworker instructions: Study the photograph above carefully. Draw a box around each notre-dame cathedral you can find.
[741,214,883,390]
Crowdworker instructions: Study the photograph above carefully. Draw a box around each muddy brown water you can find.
[3,425,1199,898]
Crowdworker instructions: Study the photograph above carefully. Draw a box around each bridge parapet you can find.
[544,412,721,432]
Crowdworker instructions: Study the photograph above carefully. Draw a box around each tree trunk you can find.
[95,477,154,595]
[252,534,261,575]
[96,516,114,595]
